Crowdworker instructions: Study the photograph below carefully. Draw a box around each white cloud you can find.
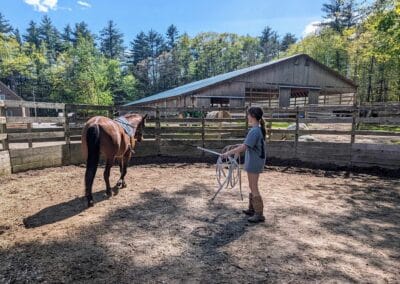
[302,21,321,37]
[24,0,58,12]
[77,1,91,8]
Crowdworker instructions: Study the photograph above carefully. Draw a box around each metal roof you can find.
[125,54,356,106]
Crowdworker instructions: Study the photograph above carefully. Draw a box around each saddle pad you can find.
[114,117,134,137]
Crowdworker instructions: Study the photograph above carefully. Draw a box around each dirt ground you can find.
[0,164,399,283]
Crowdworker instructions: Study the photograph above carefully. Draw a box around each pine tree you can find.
[321,0,358,33]
[24,21,41,48]
[38,16,61,60]
[0,13,12,34]
[73,22,94,44]
[62,24,73,43]
[129,31,150,65]
[166,24,179,51]
[260,26,280,61]
[147,29,165,58]
[99,20,124,59]
[13,28,22,45]
[280,33,297,52]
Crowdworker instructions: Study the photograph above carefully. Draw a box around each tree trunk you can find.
[367,56,375,102]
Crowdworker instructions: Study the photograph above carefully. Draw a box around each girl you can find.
[222,107,266,223]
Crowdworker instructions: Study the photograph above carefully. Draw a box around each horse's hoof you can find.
[113,187,120,196]
[87,200,94,207]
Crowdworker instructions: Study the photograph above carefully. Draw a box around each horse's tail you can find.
[86,125,101,168]
[84,124,101,206]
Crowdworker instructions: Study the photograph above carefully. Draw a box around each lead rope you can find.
[197,145,243,201]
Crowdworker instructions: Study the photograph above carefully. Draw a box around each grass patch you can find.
[359,124,400,132]
[271,122,292,128]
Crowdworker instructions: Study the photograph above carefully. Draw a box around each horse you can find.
[81,113,147,207]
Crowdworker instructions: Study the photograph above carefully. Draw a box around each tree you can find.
[280,33,297,52]
[73,22,94,44]
[129,32,150,65]
[99,20,124,59]
[0,13,12,34]
[166,24,179,51]
[51,37,113,105]
[321,0,358,34]
[24,21,40,48]
[260,26,280,61]
[61,24,73,44]
[38,16,61,61]
[13,28,22,46]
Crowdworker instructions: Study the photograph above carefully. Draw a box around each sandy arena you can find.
[0,164,399,283]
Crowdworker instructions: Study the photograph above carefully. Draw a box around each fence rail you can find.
[0,100,399,152]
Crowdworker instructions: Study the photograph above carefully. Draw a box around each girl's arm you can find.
[221,144,246,157]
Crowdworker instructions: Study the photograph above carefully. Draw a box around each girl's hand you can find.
[220,152,229,159]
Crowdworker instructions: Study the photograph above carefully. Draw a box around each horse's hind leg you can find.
[85,166,97,207]
[117,152,130,189]
[104,158,113,197]
[84,125,100,207]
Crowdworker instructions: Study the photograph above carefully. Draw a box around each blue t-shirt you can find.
[244,126,266,173]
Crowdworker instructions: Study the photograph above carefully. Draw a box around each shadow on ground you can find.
[23,191,108,228]
[2,175,400,283]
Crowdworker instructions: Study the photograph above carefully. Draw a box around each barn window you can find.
[290,88,309,106]
[245,87,279,107]
[211,97,229,107]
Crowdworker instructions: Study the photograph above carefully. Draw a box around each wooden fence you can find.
[0,100,399,173]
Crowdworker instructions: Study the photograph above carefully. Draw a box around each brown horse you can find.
[81,113,147,207]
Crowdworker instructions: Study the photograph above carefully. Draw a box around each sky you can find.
[2,0,327,43]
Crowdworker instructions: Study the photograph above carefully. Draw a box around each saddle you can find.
[114,116,137,152]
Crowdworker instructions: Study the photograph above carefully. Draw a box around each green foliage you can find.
[51,37,113,105]
[0,13,12,34]
[0,0,398,106]
[285,0,399,102]
[99,20,124,59]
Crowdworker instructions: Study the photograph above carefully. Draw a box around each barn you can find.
[0,80,26,117]
[125,54,357,108]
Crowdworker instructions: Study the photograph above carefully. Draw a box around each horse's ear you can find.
[143,114,148,120]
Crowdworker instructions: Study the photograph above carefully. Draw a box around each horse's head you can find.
[124,113,147,142]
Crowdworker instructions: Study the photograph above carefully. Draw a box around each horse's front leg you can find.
[104,158,113,197]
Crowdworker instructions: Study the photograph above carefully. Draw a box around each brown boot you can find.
[242,193,255,216]
[248,196,265,223]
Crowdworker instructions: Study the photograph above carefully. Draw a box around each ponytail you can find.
[259,118,266,140]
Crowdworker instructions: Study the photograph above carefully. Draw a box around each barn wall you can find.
[238,56,356,93]
[195,81,245,98]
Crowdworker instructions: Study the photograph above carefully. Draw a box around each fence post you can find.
[351,106,357,144]
[64,104,70,146]
[295,106,299,157]
[0,102,9,150]
[201,106,205,155]
[244,106,248,134]
[155,107,161,155]
[23,107,32,148]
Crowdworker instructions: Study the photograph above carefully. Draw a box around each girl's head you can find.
[247,107,266,139]
[247,107,263,125]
